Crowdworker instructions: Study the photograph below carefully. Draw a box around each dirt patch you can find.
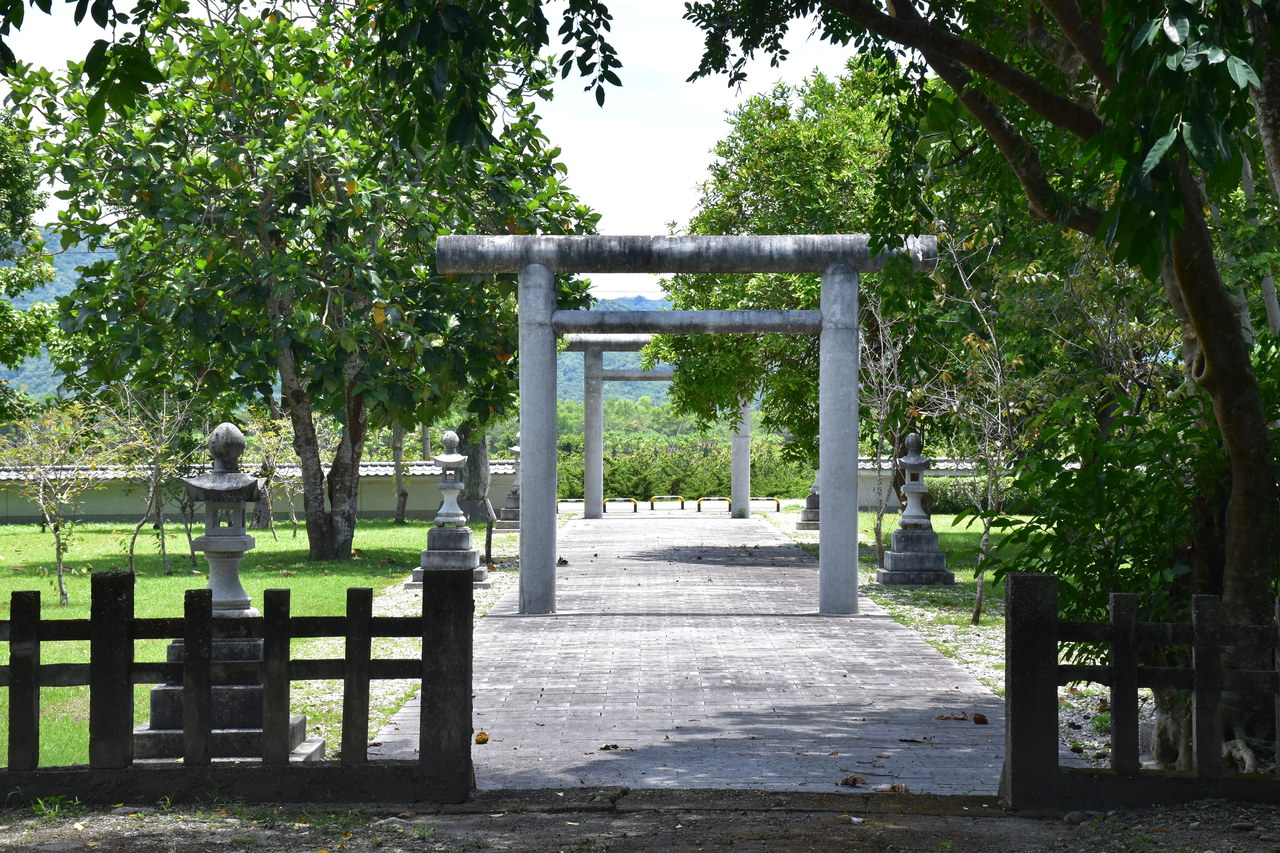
[4,790,1280,852]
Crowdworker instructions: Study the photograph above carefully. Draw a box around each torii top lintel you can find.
[436,234,938,275]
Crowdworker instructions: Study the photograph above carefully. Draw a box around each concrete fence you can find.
[0,570,473,804]
[0,461,517,525]
[1002,573,1280,809]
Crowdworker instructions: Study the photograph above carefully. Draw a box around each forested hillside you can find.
[556,294,671,403]
[1,246,670,404]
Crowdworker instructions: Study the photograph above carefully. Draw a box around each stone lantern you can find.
[181,423,261,617]
[495,432,521,531]
[407,430,483,588]
[877,433,953,585]
[135,422,323,761]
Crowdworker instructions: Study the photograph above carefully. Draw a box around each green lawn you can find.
[857,511,1022,695]
[0,519,477,767]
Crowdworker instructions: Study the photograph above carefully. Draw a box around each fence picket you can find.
[183,589,214,766]
[1109,593,1140,772]
[262,588,291,765]
[342,587,373,765]
[419,567,474,793]
[1191,595,1224,777]
[89,572,135,769]
[7,591,40,771]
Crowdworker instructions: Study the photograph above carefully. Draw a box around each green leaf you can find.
[1162,14,1189,45]
[1141,128,1178,176]
[1227,55,1261,89]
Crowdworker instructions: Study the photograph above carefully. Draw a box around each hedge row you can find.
[556,434,814,501]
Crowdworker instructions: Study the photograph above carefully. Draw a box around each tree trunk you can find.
[48,509,68,607]
[392,422,408,524]
[458,421,490,505]
[250,472,275,532]
[157,494,171,575]
[128,480,155,574]
[1170,159,1278,631]
[270,293,340,560]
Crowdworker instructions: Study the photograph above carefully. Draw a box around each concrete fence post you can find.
[1000,573,1060,808]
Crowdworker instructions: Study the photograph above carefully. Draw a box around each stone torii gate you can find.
[437,234,937,617]
[563,333,755,519]
[563,334,672,519]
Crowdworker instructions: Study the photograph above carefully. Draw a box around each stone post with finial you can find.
[407,430,485,588]
[877,433,954,585]
[495,432,521,531]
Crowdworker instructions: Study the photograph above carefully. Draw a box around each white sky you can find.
[5,1,853,298]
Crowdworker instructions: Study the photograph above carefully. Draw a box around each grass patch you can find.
[0,519,490,767]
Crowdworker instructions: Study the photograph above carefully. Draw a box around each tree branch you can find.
[1038,0,1116,90]
[912,31,1103,234]
[822,0,1103,139]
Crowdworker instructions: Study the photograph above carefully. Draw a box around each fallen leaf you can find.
[1097,698,1110,712]
[898,738,927,743]
[599,744,620,750]
[475,731,490,744]
[972,713,989,725]
[73,823,85,831]
[820,814,865,825]
[873,783,911,793]
[556,556,569,565]
[837,775,867,787]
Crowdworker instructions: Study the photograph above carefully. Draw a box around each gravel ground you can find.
[7,790,1280,851]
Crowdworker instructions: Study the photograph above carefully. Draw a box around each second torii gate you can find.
[437,234,937,616]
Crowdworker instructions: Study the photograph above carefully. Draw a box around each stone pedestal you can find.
[796,477,820,531]
[495,491,520,530]
[495,437,521,531]
[406,523,485,587]
[133,638,324,762]
[877,434,953,586]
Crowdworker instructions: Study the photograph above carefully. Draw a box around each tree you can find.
[0,401,115,605]
[650,60,927,465]
[681,0,1279,637]
[0,0,623,152]
[11,8,596,560]
[96,382,206,573]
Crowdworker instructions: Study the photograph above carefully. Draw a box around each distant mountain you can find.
[557,294,672,403]
[0,229,111,399]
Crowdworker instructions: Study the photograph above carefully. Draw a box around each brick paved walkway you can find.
[373,514,1005,794]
